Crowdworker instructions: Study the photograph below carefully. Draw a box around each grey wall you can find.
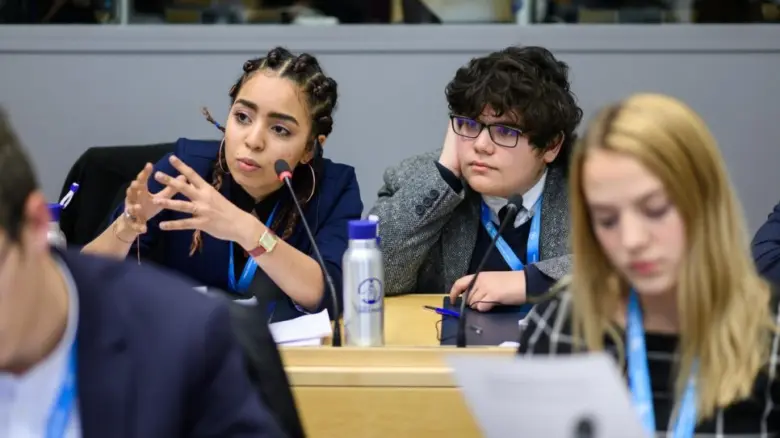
[0,25,778,234]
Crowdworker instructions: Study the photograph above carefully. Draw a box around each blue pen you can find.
[424,306,483,335]
[424,305,461,319]
[59,183,80,209]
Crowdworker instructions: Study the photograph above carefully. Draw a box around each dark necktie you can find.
[498,205,510,224]
[498,204,527,227]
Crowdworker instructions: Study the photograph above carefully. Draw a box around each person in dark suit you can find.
[83,47,363,320]
[752,200,780,283]
[369,46,583,311]
[0,108,285,437]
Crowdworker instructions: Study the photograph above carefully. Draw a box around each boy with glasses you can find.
[370,46,583,311]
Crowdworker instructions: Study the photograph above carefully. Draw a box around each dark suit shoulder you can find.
[308,158,362,223]
[141,138,219,186]
[60,249,288,437]
[320,158,357,187]
[64,248,223,325]
[173,137,221,160]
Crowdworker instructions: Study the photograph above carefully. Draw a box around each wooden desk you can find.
[282,347,511,437]
[385,294,443,346]
[328,294,445,346]
[283,295,513,437]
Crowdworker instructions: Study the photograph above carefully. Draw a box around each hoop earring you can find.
[305,163,316,203]
[217,138,229,174]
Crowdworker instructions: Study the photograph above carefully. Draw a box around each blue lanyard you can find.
[228,202,279,294]
[47,343,77,438]
[479,195,542,271]
[627,290,698,437]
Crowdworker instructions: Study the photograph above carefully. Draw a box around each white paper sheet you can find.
[269,309,332,345]
[278,337,323,347]
[194,286,330,344]
[232,296,257,306]
[193,286,256,306]
[447,352,648,438]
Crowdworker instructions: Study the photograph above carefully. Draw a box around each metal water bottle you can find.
[342,220,384,347]
[47,204,67,248]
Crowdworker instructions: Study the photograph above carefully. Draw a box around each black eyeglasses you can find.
[449,115,525,148]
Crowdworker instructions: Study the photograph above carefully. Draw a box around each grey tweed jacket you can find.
[369,151,571,296]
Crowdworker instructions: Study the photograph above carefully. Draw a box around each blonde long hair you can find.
[569,93,773,421]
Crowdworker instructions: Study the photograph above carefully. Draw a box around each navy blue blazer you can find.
[57,248,286,438]
[111,138,363,317]
[753,200,780,283]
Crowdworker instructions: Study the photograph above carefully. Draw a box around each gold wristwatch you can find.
[247,229,279,257]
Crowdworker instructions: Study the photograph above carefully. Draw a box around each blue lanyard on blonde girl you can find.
[479,196,542,270]
[627,290,698,438]
[228,202,279,293]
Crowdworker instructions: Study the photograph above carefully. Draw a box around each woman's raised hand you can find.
[122,162,185,235]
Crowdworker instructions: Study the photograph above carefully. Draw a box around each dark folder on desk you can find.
[439,298,531,346]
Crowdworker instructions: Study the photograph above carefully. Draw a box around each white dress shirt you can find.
[482,170,547,228]
[0,256,82,438]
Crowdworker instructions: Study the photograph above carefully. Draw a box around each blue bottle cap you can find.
[348,220,377,240]
[48,203,62,222]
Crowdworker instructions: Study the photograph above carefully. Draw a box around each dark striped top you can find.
[518,291,780,437]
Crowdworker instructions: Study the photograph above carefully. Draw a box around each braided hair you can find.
[191,47,338,256]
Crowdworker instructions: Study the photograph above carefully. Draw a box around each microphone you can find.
[455,194,523,348]
[274,160,342,347]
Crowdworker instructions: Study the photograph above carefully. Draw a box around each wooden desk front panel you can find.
[293,386,482,438]
[285,296,508,437]
[282,348,511,438]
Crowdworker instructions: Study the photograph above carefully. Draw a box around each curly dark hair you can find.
[194,47,338,255]
[445,46,583,172]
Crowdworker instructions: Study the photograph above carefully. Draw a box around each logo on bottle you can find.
[356,277,383,313]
